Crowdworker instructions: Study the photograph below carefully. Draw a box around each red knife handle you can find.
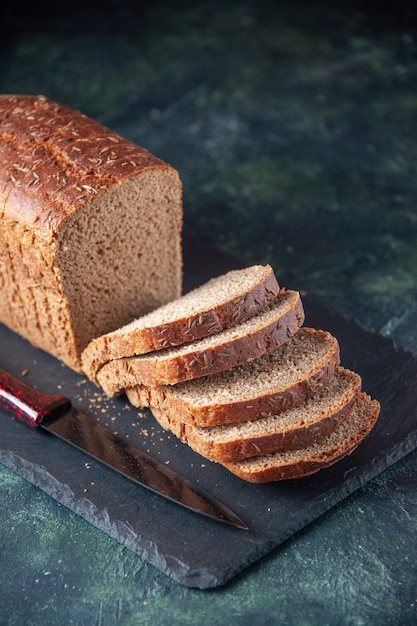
[0,367,71,428]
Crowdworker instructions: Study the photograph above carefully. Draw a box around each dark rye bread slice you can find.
[96,289,304,396]
[149,367,362,462]
[82,265,280,382]
[221,393,380,482]
[127,327,340,426]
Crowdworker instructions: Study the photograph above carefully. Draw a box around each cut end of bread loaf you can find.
[96,289,305,395]
[81,264,280,381]
[56,168,182,367]
[126,327,340,425]
[222,393,380,482]
[0,95,183,371]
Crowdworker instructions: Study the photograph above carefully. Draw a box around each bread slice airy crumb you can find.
[127,327,340,426]
[97,289,305,395]
[81,264,280,382]
[149,367,362,462]
[222,393,380,482]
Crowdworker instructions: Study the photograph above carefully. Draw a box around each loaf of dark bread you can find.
[0,95,380,483]
[0,94,183,371]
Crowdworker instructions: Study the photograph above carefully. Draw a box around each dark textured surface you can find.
[2,0,417,622]
[2,236,417,591]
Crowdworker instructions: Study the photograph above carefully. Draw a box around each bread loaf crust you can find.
[149,367,362,462]
[0,94,169,234]
[127,328,341,426]
[81,265,280,381]
[96,289,305,395]
[0,95,183,370]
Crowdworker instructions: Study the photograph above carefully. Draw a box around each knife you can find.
[0,367,248,530]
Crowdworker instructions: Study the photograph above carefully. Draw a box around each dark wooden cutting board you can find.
[1,234,417,589]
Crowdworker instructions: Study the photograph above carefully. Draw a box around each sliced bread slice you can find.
[96,289,305,396]
[82,264,280,382]
[149,367,362,462]
[221,393,380,482]
[127,327,340,426]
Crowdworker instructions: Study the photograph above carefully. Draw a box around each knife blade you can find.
[0,367,248,530]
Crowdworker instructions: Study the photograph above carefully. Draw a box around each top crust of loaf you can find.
[0,94,178,238]
[81,264,280,381]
